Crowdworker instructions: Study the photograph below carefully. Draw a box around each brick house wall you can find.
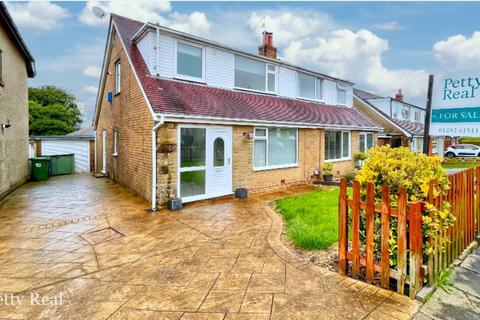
[0,25,29,200]
[155,124,364,206]
[95,28,154,202]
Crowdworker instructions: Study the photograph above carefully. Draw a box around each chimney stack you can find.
[395,89,404,102]
[258,31,277,59]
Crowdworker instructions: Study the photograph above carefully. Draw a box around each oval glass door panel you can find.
[213,137,225,167]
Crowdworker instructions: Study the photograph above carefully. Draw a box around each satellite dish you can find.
[92,6,106,19]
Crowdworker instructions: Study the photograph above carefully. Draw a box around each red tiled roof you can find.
[113,15,381,129]
[391,118,424,136]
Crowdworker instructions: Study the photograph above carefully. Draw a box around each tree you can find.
[29,86,83,135]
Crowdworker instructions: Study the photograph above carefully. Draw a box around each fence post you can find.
[366,183,375,282]
[427,181,435,285]
[477,167,480,237]
[338,179,348,275]
[409,202,423,299]
[381,185,391,289]
[352,181,361,275]
[397,188,407,295]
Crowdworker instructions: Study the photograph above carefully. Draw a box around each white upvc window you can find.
[234,55,276,94]
[174,41,205,82]
[253,127,297,170]
[114,60,121,94]
[297,72,323,101]
[113,130,119,156]
[401,107,410,120]
[337,84,347,105]
[414,110,420,122]
[359,132,374,153]
[325,130,351,161]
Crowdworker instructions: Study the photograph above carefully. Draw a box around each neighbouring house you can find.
[0,3,35,199]
[30,127,95,173]
[93,14,382,210]
[353,88,437,153]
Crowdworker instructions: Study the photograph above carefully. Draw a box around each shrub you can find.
[354,152,367,161]
[343,172,356,184]
[322,163,333,175]
[354,145,455,267]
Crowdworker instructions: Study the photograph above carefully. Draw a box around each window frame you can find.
[296,71,324,102]
[336,83,348,106]
[174,40,206,83]
[253,127,298,171]
[114,60,121,95]
[359,132,374,153]
[324,130,351,162]
[113,130,119,156]
[234,55,277,94]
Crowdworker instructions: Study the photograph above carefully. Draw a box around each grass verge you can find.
[442,163,478,169]
[275,187,344,250]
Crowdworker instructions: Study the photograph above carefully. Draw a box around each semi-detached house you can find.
[93,14,382,210]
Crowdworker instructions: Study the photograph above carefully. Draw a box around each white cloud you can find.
[7,1,69,32]
[79,1,210,36]
[84,86,98,94]
[374,21,404,31]
[433,31,480,70]
[82,65,102,78]
[248,10,334,47]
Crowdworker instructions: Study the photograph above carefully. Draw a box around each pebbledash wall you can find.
[0,23,29,200]
[95,28,154,202]
[155,123,365,206]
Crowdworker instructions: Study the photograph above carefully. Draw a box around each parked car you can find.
[445,144,480,158]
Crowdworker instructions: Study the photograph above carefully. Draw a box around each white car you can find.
[445,144,480,158]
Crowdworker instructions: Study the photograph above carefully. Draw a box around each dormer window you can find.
[175,41,205,82]
[297,72,323,101]
[234,55,276,93]
[337,84,347,105]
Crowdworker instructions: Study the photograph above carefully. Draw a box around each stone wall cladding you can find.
[95,28,154,202]
[0,26,29,199]
[156,123,177,204]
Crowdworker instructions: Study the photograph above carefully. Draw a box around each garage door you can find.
[41,140,90,173]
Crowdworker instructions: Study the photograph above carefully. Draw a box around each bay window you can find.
[176,41,204,81]
[254,127,297,169]
[297,72,323,101]
[235,55,276,93]
[325,130,350,161]
[337,84,347,105]
[359,132,374,153]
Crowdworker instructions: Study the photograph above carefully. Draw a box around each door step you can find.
[93,173,107,178]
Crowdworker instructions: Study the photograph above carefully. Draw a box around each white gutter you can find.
[151,115,165,211]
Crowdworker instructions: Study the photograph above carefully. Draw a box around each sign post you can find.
[429,72,480,138]
[423,75,434,154]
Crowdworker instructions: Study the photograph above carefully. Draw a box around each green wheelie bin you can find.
[47,154,75,176]
[31,157,51,181]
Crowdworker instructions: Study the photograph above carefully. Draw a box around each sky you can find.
[6,1,480,126]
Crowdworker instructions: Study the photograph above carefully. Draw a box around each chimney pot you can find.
[258,31,277,59]
[395,89,404,102]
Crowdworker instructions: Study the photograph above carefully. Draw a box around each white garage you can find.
[31,127,94,173]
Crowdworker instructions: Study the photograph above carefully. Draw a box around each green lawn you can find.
[441,163,478,169]
[275,187,346,250]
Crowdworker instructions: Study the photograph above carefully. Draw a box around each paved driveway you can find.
[0,175,419,319]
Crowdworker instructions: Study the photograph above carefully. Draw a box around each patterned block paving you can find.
[0,175,420,319]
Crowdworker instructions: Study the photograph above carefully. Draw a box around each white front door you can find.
[102,130,107,174]
[178,126,232,203]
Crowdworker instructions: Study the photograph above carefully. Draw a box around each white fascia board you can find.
[159,113,383,132]
[112,21,157,120]
[354,95,412,137]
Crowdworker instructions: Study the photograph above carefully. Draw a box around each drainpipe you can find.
[151,115,165,211]
[94,130,97,173]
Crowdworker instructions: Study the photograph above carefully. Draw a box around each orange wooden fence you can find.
[338,166,480,298]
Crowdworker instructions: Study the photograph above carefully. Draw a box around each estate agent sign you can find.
[430,72,480,137]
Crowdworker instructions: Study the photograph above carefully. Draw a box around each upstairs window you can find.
[325,130,350,161]
[234,55,276,93]
[297,72,323,101]
[359,132,374,153]
[401,108,410,120]
[176,42,204,81]
[337,84,347,105]
[114,61,121,94]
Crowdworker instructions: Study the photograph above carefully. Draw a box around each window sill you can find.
[114,92,121,96]
[112,153,118,157]
[234,86,277,96]
[253,163,298,172]
[296,96,324,104]
[174,75,206,84]
[324,158,351,163]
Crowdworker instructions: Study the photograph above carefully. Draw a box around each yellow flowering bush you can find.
[354,146,455,266]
